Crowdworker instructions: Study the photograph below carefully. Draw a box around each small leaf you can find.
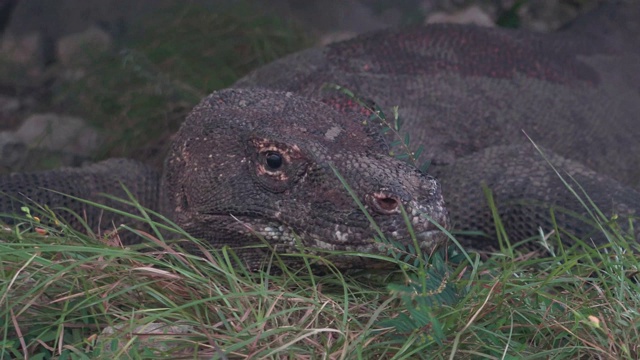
[419,160,432,173]
[407,243,416,255]
[393,111,401,130]
[408,306,433,327]
[414,145,424,161]
[338,85,354,98]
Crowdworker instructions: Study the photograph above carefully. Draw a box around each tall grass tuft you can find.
[1,182,639,359]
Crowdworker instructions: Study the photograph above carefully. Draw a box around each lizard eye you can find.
[265,151,283,170]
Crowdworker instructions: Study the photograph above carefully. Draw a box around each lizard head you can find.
[163,88,449,269]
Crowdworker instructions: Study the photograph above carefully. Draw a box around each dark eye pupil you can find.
[265,152,283,170]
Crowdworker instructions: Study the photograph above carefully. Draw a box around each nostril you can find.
[372,193,400,214]
[378,197,398,211]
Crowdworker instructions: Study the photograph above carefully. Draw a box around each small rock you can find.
[426,5,495,27]
[14,113,102,154]
[319,31,358,45]
[56,26,112,66]
[0,95,21,114]
[0,131,27,170]
[0,31,47,76]
[0,32,43,63]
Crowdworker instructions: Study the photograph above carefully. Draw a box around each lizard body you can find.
[1,2,639,266]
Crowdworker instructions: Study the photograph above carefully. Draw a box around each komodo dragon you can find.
[1,2,639,268]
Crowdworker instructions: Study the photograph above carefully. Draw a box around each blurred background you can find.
[0,0,600,173]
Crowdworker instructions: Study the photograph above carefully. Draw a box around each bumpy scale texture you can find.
[1,2,639,267]
[235,2,640,248]
[162,90,447,267]
[0,159,160,236]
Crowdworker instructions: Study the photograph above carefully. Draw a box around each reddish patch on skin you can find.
[320,96,375,117]
[327,25,601,86]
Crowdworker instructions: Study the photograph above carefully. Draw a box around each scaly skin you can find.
[161,89,448,267]
[1,90,449,269]
[234,2,640,248]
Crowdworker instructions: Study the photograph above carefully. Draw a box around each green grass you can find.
[1,192,639,359]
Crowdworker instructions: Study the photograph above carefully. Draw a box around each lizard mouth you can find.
[314,228,448,269]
